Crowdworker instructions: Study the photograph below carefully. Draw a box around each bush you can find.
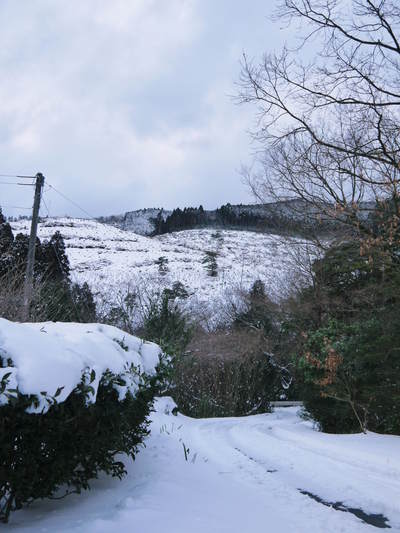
[0,366,159,523]
[170,328,282,418]
[289,239,400,434]
[172,351,278,418]
[141,283,192,356]
[234,279,277,335]
[298,316,400,434]
[202,250,218,277]
[35,280,97,323]
[0,319,164,524]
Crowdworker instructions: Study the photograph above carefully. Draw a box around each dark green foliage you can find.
[0,367,158,523]
[0,209,13,257]
[40,231,70,281]
[0,211,97,323]
[299,316,400,434]
[202,250,218,277]
[7,233,30,275]
[35,281,97,323]
[152,206,207,234]
[216,203,263,228]
[142,284,192,356]
[235,279,276,335]
[292,239,400,434]
[312,241,388,300]
[300,394,359,434]
[151,203,269,235]
[163,281,189,300]
[70,282,97,321]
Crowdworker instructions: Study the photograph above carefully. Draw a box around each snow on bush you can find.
[0,319,161,413]
[0,319,163,523]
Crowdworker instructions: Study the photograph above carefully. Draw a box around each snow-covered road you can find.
[9,399,400,532]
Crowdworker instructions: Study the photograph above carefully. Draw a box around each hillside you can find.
[98,200,376,237]
[11,218,311,328]
[97,200,331,236]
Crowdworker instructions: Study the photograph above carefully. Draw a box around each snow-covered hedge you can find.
[0,319,163,523]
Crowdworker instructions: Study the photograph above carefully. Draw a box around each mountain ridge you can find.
[97,199,375,237]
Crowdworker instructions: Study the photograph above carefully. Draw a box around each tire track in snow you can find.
[184,410,400,530]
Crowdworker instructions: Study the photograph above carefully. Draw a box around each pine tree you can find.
[202,250,218,277]
[41,231,70,281]
[0,208,14,255]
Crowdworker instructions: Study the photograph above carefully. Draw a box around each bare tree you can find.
[239,0,400,247]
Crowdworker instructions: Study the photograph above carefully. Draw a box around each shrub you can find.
[234,279,277,335]
[141,283,192,356]
[0,371,158,523]
[170,328,282,418]
[35,280,97,323]
[202,250,218,277]
[298,316,400,434]
[104,288,140,335]
[0,325,162,523]
[172,351,278,418]
[290,239,400,434]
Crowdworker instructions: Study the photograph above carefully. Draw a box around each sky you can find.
[0,1,291,218]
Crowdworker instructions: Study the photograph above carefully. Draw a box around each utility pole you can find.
[23,172,45,320]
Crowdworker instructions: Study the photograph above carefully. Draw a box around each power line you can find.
[0,181,35,186]
[36,180,118,241]
[41,196,50,217]
[0,174,36,179]
[1,205,32,210]
[47,182,97,220]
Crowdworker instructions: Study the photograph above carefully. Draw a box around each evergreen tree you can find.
[0,213,96,323]
[0,209,14,276]
[41,231,70,281]
[11,234,30,274]
[235,279,275,335]
[142,284,192,355]
[293,240,400,434]
[202,250,218,277]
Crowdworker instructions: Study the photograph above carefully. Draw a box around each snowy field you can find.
[11,218,312,327]
[8,398,400,532]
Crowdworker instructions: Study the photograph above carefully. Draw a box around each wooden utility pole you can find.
[23,172,45,320]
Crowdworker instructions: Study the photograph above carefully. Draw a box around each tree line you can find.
[0,208,95,323]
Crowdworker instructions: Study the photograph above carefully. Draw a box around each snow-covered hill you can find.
[11,218,312,328]
[8,398,400,532]
[99,208,172,235]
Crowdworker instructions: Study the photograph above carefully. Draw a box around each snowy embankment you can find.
[11,218,313,328]
[0,318,161,412]
[8,398,400,532]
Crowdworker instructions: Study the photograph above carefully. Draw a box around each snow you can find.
[11,218,313,328]
[7,399,400,532]
[0,318,161,413]
[114,207,171,235]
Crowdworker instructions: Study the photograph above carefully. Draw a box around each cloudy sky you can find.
[0,1,290,217]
